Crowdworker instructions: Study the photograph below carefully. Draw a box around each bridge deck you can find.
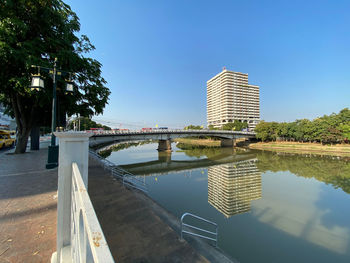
[90,129,256,148]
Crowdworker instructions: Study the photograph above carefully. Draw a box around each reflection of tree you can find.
[97,141,153,158]
[208,159,262,217]
[256,151,350,194]
[177,144,248,160]
[176,144,223,158]
[99,149,112,158]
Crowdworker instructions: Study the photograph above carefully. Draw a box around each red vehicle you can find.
[141,128,152,131]
[89,128,104,134]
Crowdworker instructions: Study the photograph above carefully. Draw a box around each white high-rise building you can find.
[207,68,260,130]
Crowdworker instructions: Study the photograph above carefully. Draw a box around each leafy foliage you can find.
[69,117,111,131]
[208,125,219,130]
[255,108,350,144]
[184,125,203,130]
[0,0,110,152]
[256,151,350,194]
[222,120,248,131]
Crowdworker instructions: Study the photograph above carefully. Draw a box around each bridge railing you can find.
[89,129,256,136]
[52,132,114,263]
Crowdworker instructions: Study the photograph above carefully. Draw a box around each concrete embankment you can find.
[246,141,350,157]
[88,157,237,263]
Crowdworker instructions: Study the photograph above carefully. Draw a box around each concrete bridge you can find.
[89,129,256,151]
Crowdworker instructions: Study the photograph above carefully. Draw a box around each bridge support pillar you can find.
[158,139,172,152]
[220,139,236,147]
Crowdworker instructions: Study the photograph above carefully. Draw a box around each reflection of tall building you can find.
[208,159,261,217]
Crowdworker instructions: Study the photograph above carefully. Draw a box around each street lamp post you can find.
[31,58,74,169]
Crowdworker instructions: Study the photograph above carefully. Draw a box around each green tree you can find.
[254,121,271,142]
[222,120,248,131]
[254,109,350,144]
[277,122,288,139]
[69,117,111,130]
[340,123,350,141]
[184,125,203,130]
[0,0,110,153]
[208,125,219,130]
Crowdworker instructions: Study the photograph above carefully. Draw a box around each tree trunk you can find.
[15,127,31,153]
[11,94,35,154]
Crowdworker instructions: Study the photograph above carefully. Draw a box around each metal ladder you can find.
[181,213,218,247]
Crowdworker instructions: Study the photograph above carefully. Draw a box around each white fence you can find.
[51,132,114,263]
[71,162,114,262]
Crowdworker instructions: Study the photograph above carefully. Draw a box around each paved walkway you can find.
[0,148,57,263]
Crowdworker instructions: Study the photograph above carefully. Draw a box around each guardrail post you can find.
[52,132,92,263]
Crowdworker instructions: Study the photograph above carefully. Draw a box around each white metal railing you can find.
[180,213,218,247]
[89,150,148,193]
[88,129,256,136]
[112,166,148,193]
[71,162,114,262]
[89,150,116,169]
[52,132,114,263]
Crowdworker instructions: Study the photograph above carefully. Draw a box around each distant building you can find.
[207,68,260,130]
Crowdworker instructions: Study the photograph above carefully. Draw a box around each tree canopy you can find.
[69,117,111,131]
[184,125,203,130]
[254,108,350,144]
[0,0,110,152]
[222,120,248,131]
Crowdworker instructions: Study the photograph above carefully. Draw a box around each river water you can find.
[102,142,350,263]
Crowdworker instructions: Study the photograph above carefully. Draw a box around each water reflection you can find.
[103,142,350,262]
[208,159,262,218]
[255,151,350,194]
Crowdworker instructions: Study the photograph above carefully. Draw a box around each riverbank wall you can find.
[246,141,350,157]
[174,137,350,158]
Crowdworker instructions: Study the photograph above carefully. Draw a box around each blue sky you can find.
[66,0,350,129]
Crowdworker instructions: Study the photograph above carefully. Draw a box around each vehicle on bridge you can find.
[87,128,104,134]
[158,127,168,130]
[141,128,152,131]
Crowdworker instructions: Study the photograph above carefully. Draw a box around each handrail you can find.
[89,150,148,193]
[180,212,218,247]
[71,162,114,262]
[89,129,256,136]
